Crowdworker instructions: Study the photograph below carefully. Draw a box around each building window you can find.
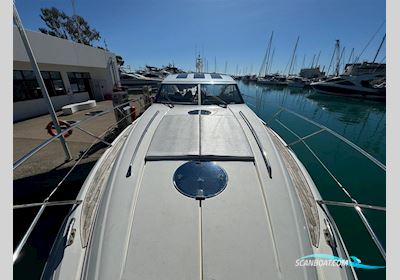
[13,70,66,102]
[68,72,91,93]
[41,71,67,96]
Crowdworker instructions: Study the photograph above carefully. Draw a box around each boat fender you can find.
[45,120,73,138]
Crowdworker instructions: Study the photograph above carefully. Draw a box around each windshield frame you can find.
[155,83,244,105]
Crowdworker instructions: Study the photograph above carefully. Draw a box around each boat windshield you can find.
[156,84,198,104]
[155,83,244,105]
[201,84,244,105]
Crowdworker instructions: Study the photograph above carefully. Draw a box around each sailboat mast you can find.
[310,54,316,68]
[288,36,300,75]
[373,34,386,63]
[335,40,340,76]
[348,48,355,64]
[264,32,273,75]
[268,48,275,74]
[258,31,273,77]
[315,50,321,67]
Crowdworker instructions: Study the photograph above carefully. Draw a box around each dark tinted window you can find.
[176,74,188,79]
[210,73,222,79]
[13,70,66,102]
[201,84,244,105]
[156,84,198,104]
[194,73,205,79]
[67,72,91,93]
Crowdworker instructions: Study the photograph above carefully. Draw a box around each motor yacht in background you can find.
[119,70,162,87]
[42,73,357,280]
[258,74,289,86]
[286,75,309,88]
[311,72,386,100]
[311,39,386,100]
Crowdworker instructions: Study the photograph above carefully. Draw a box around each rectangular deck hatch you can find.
[194,73,205,79]
[210,73,222,79]
[176,73,188,79]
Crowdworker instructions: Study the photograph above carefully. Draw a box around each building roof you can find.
[162,73,235,84]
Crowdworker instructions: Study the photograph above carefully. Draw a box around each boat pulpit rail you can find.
[263,106,386,261]
[13,100,140,264]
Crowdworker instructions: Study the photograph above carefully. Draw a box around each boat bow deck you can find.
[80,104,321,280]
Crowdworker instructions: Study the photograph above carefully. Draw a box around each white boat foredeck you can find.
[82,104,319,279]
[45,87,355,280]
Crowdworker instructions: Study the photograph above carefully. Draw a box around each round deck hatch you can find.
[188,110,211,115]
[173,161,228,200]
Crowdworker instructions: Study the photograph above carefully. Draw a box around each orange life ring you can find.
[46,120,73,138]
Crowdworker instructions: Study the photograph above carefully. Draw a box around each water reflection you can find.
[307,93,385,124]
[239,81,386,162]
[239,81,386,280]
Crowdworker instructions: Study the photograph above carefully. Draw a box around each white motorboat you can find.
[119,71,163,87]
[39,73,367,279]
[258,75,288,86]
[286,76,308,88]
[310,74,385,100]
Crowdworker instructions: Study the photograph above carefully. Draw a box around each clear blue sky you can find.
[15,0,386,74]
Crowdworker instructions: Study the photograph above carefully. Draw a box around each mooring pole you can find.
[13,2,72,161]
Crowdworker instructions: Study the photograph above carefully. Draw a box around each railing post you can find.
[13,2,72,161]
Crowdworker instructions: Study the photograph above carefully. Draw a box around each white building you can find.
[13,26,120,122]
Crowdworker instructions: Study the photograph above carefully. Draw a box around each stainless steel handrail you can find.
[263,106,386,261]
[13,106,137,264]
[13,200,83,210]
[239,111,272,178]
[275,106,385,171]
[317,200,386,211]
[13,100,134,170]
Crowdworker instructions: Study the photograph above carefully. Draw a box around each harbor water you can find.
[239,81,386,279]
